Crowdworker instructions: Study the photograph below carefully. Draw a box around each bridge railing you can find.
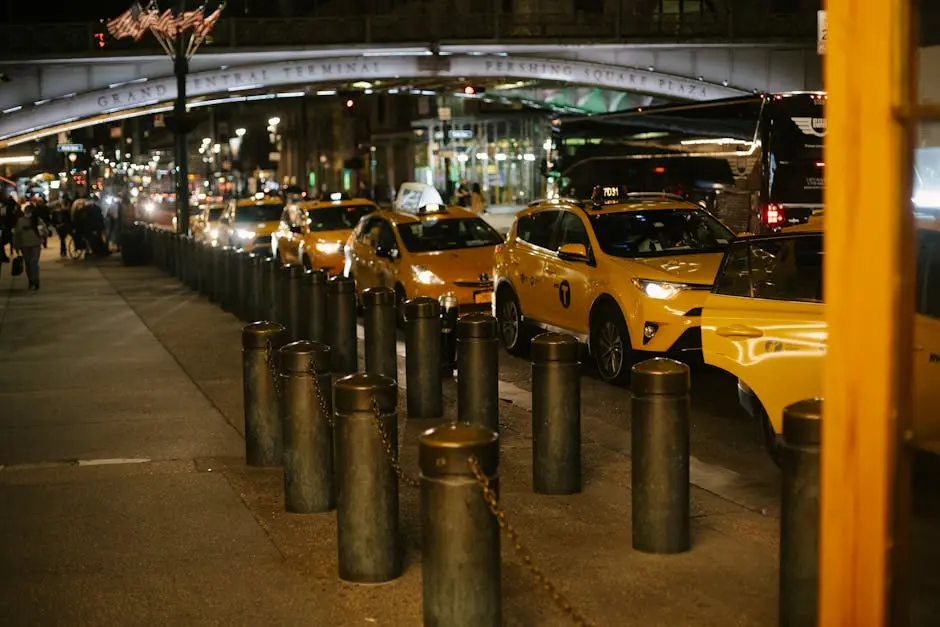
[0,9,817,57]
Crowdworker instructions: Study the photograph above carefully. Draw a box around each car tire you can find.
[590,303,633,386]
[495,286,530,356]
[301,255,312,271]
[759,408,782,466]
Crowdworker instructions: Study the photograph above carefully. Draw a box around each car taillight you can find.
[761,203,785,227]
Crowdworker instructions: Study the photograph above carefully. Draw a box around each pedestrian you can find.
[53,194,73,257]
[12,203,45,290]
[470,182,485,214]
[0,186,17,262]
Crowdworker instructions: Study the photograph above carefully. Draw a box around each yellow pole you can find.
[821,0,915,624]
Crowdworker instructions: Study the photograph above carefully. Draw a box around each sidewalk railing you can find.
[0,9,816,57]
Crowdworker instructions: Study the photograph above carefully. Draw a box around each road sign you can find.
[438,106,452,121]
[817,10,827,55]
[56,143,83,153]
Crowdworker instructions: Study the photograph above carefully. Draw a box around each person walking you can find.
[13,203,44,290]
[469,182,485,214]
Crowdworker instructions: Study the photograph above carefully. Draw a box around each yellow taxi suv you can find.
[272,194,378,275]
[197,201,226,244]
[217,196,285,253]
[493,186,734,385]
[701,212,940,460]
[343,198,503,324]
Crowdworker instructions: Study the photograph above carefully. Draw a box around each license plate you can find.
[474,291,492,304]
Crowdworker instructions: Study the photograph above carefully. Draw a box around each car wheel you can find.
[496,287,530,356]
[394,284,408,328]
[590,304,633,386]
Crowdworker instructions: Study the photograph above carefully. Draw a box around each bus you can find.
[548,91,827,233]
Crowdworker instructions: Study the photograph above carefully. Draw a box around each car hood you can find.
[408,246,497,283]
[617,252,724,284]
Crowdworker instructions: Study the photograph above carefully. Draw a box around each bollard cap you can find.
[242,321,286,350]
[531,332,579,363]
[304,268,328,286]
[457,313,498,340]
[419,424,499,478]
[278,340,332,374]
[405,296,439,319]
[281,263,304,279]
[782,399,822,446]
[362,286,396,307]
[247,253,261,266]
[327,275,356,294]
[334,373,397,413]
[630,358,689,396]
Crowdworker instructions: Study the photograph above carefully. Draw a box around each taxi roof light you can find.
[330,192,343,201]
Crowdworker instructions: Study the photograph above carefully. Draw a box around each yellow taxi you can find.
[701,211,940,458]
[195,201,226,244]
[343,193,503,323]
[216,195,285,253]
[494,186,734,384]
[272,194,378,275]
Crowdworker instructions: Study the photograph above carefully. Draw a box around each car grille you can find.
[453,281,493,289]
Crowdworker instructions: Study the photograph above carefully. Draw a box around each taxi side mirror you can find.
[557,242,589,263]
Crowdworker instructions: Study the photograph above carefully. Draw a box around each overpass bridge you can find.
[0,5,821,147]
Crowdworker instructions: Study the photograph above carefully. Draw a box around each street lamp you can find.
[268,117,281,128]
[235,127,247,137]
[106,2,224,235]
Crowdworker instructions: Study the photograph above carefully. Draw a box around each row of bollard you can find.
[140,223,820,627]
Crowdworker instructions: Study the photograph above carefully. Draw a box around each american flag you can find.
[196,8,222,39]
[177,10,205,33]
[155,9,178,38]
[106,9,137,40]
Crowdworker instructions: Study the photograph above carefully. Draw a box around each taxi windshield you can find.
[397,217,502,252]
[589,209,733,258]
[307,204,375,231]
[235,203,284,222]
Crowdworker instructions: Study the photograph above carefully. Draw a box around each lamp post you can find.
[106,2,224,235]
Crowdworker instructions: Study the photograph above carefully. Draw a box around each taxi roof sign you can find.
[590,185,629,207]
[395,182,447,214]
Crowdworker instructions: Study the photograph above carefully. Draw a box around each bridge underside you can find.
[0,45,820,147]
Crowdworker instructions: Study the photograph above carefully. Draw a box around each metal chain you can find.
[371,395,420,488]
[468,457,596,627]
[307,360,334,427]
[264,339,282,397]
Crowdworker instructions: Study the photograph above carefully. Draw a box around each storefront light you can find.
[495,153,507,161]
[523,153,536,161]
[475,153,488,160]
[457,154,469,163]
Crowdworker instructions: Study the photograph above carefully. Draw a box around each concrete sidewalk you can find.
[0,246,786,626]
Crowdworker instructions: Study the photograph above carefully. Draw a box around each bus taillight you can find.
[762,203,785,227]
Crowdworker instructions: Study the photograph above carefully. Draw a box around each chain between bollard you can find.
[371,395,420,488]
[307,359,333,427]
[468,456,596,627]
[264,339,283,397]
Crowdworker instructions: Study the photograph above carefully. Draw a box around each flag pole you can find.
[173,0,190,235]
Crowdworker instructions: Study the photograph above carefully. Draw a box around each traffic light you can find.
[94,31,106,49]
[462,83,485,96]
[346,99,355,108]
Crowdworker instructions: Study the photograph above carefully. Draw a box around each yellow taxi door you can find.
[542,210,593,335]
[350,217,382,291]
[701,234,827,434]
[511,210,561,321]
[912,230,940,443]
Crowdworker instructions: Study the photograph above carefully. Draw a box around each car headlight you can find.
[631,278,690,300]
[142,202,155,214]
[208,228,219,240]
[315,241,343,255]
[411,265,445,285]
[235,229,256,240]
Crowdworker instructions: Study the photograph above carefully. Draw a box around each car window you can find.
[557,211,590,249]
[397,217,502,253]
[376,221,398,252]
[307,203,376,231]
[358,217,380,244]
[713,243,752,297]
[917,230,940,318]
[713,235,823,302]
[235,203,285,222]
[516,210,560,250]
[589,208,733,258]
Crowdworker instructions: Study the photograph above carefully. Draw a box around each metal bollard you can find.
[210,244,224,304]
[197,241,209,296]
[531,332,581,495]
[631,358,690,554]
[405,297,443,418]
[278,340,335,514]
[241,321,287,467]
[304,269,329,343]
[779,399,821,627]
[248,253,262,321]
[420,423,500,627]
[185,236,195,289]
[225,248,242,314]
[439,293,459,377]
[174,233,183,280]
[235,249,250,320]
[326,276,358,375]
[281,264,305,341]
[334,373,401,582]
[457,313,500,432]
[263,256,278,321]
[180,235,190,286]
[362,286,398,380]
[218,246,233,310]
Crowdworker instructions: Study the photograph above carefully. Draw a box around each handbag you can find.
[11,255,23,277]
